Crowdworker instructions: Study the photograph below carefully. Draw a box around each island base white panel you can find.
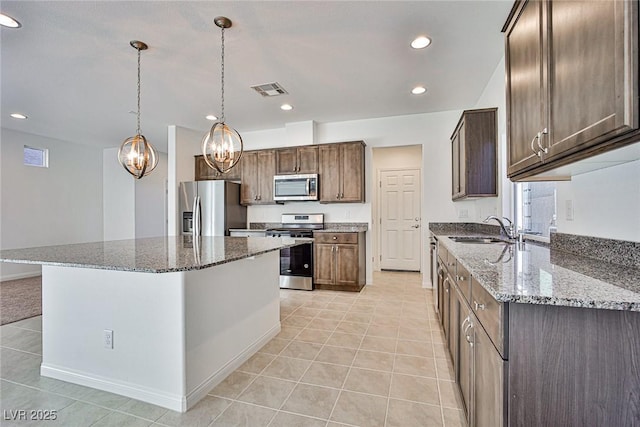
[39,252,281,412]
[184,252,281,408]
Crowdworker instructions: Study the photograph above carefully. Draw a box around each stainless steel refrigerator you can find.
[179,181,247,236]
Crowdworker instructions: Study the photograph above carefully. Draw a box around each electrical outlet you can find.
[104,329,113,349]
[566,200,574,221]
[459,209,469,219]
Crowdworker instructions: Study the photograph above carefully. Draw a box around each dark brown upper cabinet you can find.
[451,108,498,201]
[275,146,319,175]
[504,0,639,180]
[240,150,276,205]
[194,155,242,181]
[319,141,365,203]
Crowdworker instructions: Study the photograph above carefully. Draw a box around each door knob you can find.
[411,224,420,228]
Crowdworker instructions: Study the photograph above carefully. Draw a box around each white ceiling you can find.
[1,1,511,152]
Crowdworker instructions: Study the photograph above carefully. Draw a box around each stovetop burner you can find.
[266,213,324,238]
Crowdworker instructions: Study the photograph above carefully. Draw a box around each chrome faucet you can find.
[483,215,518,240]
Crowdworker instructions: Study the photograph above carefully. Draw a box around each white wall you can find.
[556,160,640,242]
[103,147,135,241]
[1,128,104,280]
[135,152,168,238]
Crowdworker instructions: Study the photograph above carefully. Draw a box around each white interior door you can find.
[380,169,421,271]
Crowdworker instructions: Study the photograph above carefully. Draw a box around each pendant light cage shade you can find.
[202,16,243,174]
[119,40,158,179]
[202,122,243,173]
[118,134,158,179]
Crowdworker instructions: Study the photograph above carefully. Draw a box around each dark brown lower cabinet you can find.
[437,251,640,427]
[313,232,365,291]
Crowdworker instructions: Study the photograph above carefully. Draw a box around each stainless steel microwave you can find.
[273,174,318,201]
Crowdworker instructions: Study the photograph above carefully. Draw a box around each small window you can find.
[24,146,48,168]
[515,182,557,239]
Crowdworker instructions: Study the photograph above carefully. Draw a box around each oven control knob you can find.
[304,264,309,268]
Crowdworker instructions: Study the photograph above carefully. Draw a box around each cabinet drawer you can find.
[455,263,471,305]
[438,244,448,264]
[314,232,358,244]
[471,276,506,357]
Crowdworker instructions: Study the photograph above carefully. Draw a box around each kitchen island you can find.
[0,236,301,412]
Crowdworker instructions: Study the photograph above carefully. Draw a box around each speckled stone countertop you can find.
[434,234,640,312]
[315,223,368,233]
[0,236,302,273]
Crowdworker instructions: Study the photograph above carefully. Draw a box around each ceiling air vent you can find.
[251,82,288,97]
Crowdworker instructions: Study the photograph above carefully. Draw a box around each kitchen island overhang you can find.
[0,236,302,412]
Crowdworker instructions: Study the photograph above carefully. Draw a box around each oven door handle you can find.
[306,178,310,196]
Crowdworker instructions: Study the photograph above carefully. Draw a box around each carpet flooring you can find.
[0,275,42,325]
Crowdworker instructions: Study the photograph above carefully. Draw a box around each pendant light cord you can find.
[220,26,225,123]
[136,46,141,135]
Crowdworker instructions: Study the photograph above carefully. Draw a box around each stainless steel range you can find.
[266,213,324,291]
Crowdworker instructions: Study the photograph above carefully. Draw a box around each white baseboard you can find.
[1,271,41,282]
[41,323,282,413]
[41,364,185,412]
[185,323,281,411]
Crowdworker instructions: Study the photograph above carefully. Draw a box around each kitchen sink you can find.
[449,236,512,244]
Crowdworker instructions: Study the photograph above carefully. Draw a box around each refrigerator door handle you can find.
[193,196,201,238]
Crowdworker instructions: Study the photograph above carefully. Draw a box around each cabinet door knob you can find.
[332,236,337,240]
[474,301,486,311]
[530,133,542,158]
[457,275,465,282]
[340,193,344,198]
[336,194,340,199]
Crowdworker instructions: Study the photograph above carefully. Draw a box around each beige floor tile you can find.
[157,396,231,427]
[282,316,313,328]
[370,315,401,327]
[334,321,368,335]
[45,401,110,427]
[209,371,256,399]
[238,352,276,374]
[433,342,449,358]
[259,338,290,355]
[282,384,339,420]
[302,301,330,309]
[325,332,362,349]
[386,398,444,427]
[366,324,399,338]
[435,357,455,380]
[280,341,323,360]
[330,391,387,427]
[352,350,394,372]
[315,346,357,366]
[394,354,437,378]
[237,376,296,409]
[316,310,346,321]
[268,411,326,427]
[398,326,432,342]
[342,312,373,324]
[294,328,332,345]
[374,306,403,317]
[439,380,464,410]
[326,302,352,311]
[389,373,440,405]
[276,326,302,340]
[301,361,350,388]
[293,307,322,317]
[261,356,311,381]
[90,412,151,427]
[305,318,340,331]
[396,339,434,358]
[343,367,391,396]
[210,401,276,427]
[117,399,168,421]
[348,304,376,314]
[360,335,397,353]
[443,407,467,426]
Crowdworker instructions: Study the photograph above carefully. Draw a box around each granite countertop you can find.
[434,233,640,312]
[0,236,301,274]
[315,223,368,233]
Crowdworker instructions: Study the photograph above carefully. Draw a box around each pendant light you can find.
[118,40,158,179]
[201,16,243,174]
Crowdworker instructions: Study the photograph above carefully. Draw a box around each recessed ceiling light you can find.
[10,113,27,119]
[280,104,293,111]
[411,86,427,95]
[411,36,431,49]
[205,115,218,121]
[0,13,21,28]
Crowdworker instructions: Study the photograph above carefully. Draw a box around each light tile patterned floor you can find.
[0,271,466,426]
